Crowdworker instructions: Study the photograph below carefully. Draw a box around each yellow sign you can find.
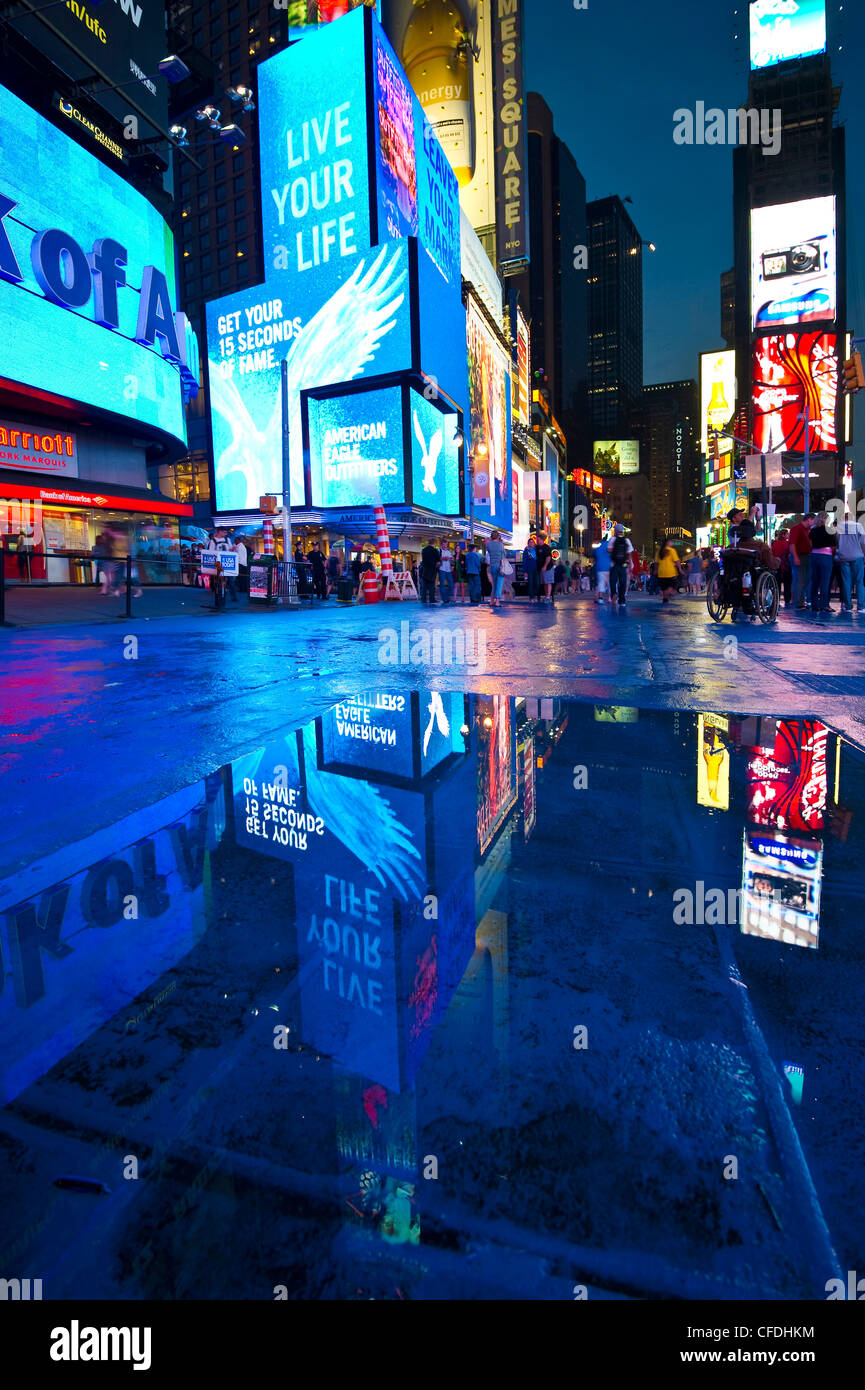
[700,350,736,456]
[698,713,730,810]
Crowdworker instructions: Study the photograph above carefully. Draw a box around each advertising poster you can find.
[709,481,736,518]
[516,308,530,425]
[409,388,461,515]
[751,197,836,330]
[0,87,187,445]
[752,332,838,454]
[740,829,823,949]
[374,36,418,240]
[750,0,827,71]
[746,719,828,833]
[698,714,731,811]
[308,385,405,509]
[467,299,511,521]
[592,441,640,475]
[208,8,462,513]
[700,350,736,457]
[476,695,517,854]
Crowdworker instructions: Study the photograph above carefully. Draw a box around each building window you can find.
[235,217,246,236]
[216,227,228,244]
[201,274,213,293]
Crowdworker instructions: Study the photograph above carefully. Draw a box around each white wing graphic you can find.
[413,408,442,494]
[211,247,407,507]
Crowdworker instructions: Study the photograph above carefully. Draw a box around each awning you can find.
[0,472,193,518]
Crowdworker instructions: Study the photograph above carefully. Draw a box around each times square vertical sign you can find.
[492,0,529,275]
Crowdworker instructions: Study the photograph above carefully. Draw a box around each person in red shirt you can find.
[771,528,792,607]
[788,514,815,610]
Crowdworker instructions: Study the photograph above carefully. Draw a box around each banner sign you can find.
[492,0,529,274]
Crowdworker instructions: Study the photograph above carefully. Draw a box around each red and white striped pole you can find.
[262,516,275,555]
[374,505,392,576]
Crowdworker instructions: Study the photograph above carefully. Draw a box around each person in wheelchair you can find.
[722,511,778,620]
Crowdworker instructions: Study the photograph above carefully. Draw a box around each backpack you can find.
[611,536,628,565]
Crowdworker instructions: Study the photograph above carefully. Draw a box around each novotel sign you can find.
[0,192,199,401]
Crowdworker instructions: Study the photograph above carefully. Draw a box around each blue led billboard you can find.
[0,86,188,445]
[207,5,466,514]
[409,387,460,515]
[308,383,406,509]
[750,0,826,69]
[373,24,460,291]
[320,694,415,779]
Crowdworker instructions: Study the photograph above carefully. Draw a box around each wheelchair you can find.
[706,547,779,625]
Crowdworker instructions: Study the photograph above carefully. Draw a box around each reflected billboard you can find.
[746,718,828,833]
[741,829,822,949]
[698,714,730,810]
[751,197,836,330]
[750,0,827,71]
[752,332,838,455]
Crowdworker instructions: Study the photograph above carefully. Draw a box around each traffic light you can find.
[843,353,865,393]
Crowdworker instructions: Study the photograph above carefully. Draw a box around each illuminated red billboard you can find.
[746,719,828,834]
[752,332,838,454]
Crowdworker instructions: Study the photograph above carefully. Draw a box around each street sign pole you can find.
[761,452,768,542]
[803,403,811,516]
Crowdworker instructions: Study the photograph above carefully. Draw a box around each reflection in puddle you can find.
[1,696,862,1299]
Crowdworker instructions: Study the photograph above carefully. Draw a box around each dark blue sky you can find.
[525,0,864,409]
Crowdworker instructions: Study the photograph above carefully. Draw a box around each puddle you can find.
[0,696,862,1300]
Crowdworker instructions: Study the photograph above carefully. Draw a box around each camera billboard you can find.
[751,196,836,331]
[750,0,827,72]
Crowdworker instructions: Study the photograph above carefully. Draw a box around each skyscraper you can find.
[639,380,700,543]
[515,93,587,466]
[732,2,845,509]
[587,194,644,441]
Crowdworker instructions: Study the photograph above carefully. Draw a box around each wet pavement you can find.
[1,648,863,1298]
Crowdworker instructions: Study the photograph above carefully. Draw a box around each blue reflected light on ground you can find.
[0,695,862,1300]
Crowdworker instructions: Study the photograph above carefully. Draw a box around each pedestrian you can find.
[92,531,109,594]
[419,538,441,604]
[570,559,581,593]
[464,541,482,605]
[771,528,792,606]
[608,524,633,608]
[454,543,468,605]
[294,544,304,564]
[656,536,681,604]
[688,552,704,594]
[309,541,327,599]
[438,543,454,605]
[808,510,836,614]
[522,535,540,603]
[836,510,865,612]
[350,551,363,598]
[212,528,239,602]
[593,535,611,603]
[535,534,554,604]
[486,529,505,609]
[788,513,815,610]
[326,547,341,597]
